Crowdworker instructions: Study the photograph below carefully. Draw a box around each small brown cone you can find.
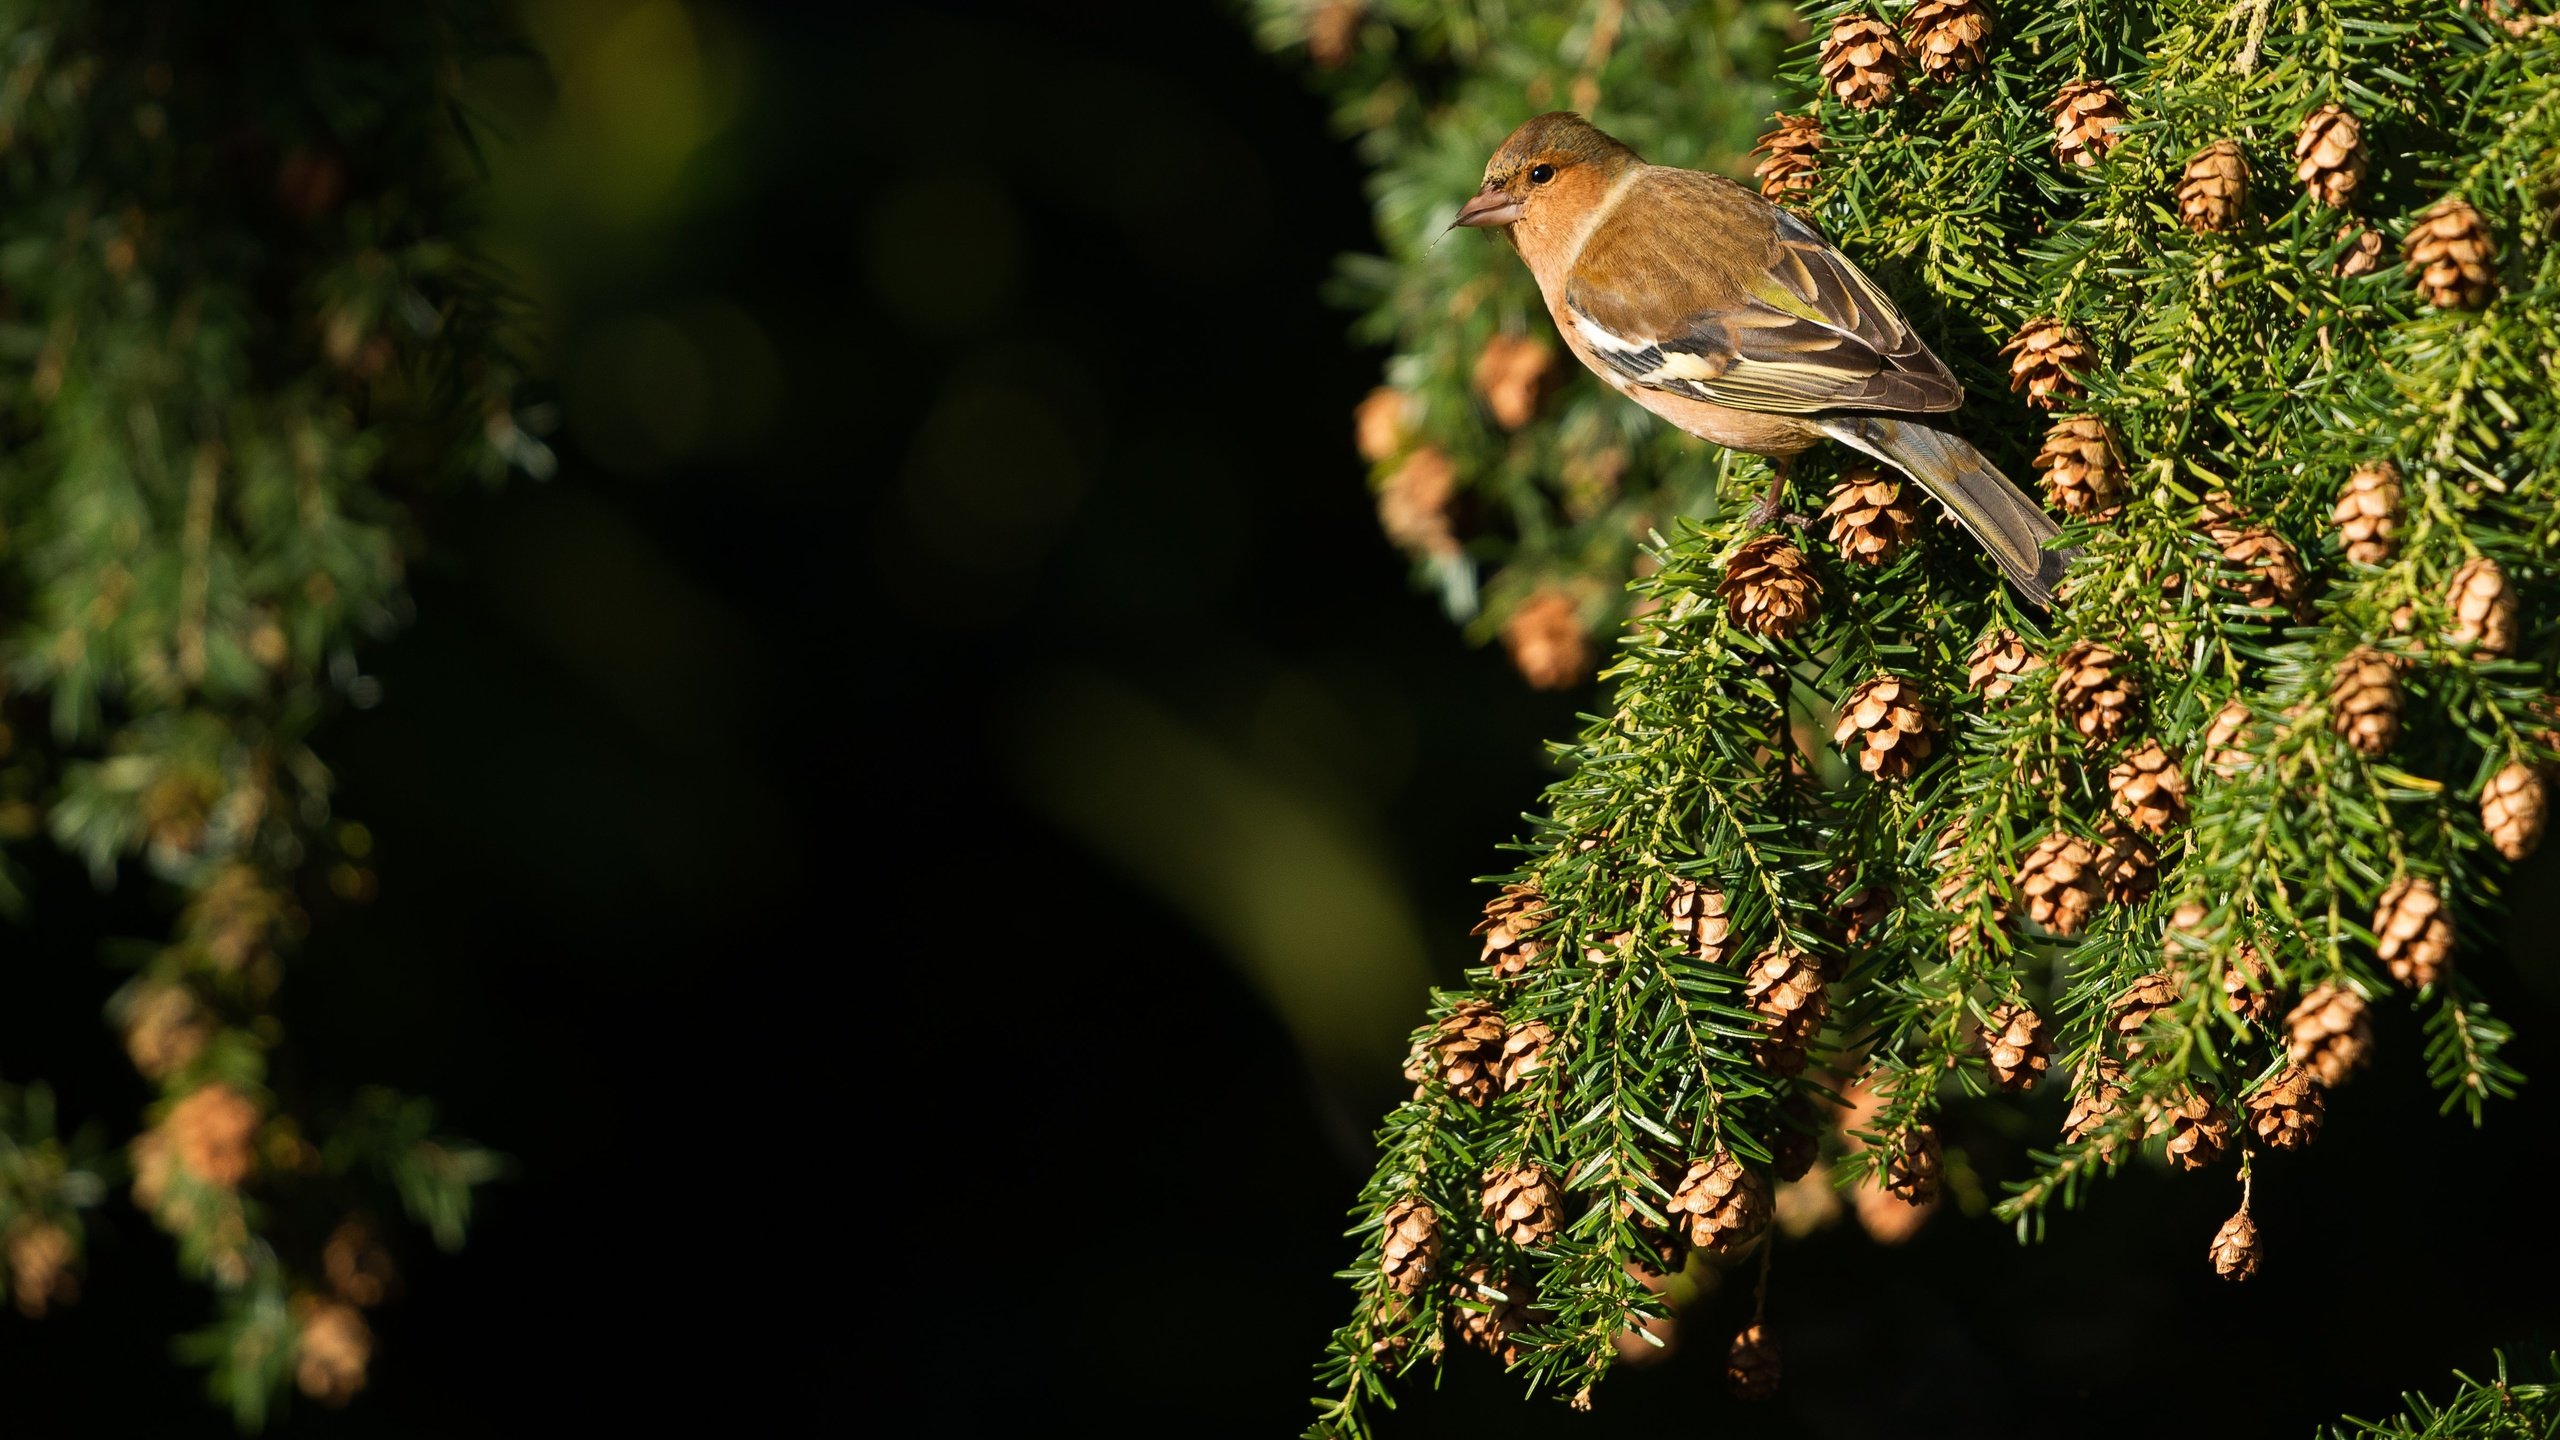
[2150,1084,2234,1170]
[167,1084,261,1190]
[2063,1060,2130,1159]
[1450,1265,1528,1365]
[294,1297,373,1406]
[2374,877,2454,988]
[1833,878,1894,947]
[1743,945,1829,1078]
[2333,461,2402,565]
[323,1219,398,1308]
[1904,0,1994,81]
[2210,1208,2262,1281]
[2177,139,2250,234]
[1477,884,1550,979]
[2404,196,2497,309]
[1377,445,1459,557]
[1822,467,1921,566]
[2484,763,2548,861]
[1379,1198,1441,1296]
[2295,104,2367,209]
[1967,628,2041,700]
[121,981,213,1081]
[2220,527,2308,615]
[2337,224,2386,277]
[1884,1124,1943,1204]
[1832,673,1937,782]
[2055,641,2140,746]
[2035,415,2126,517]
[1354,386,1416,464]
[1719,536,1821,638]
[2286,983,2372,1087]
[2246,1065,2326,1150]
[5,1220,77,1318]
[1666,878,1734,966]
[1752,113,1824,204]
[2108,740,2189,835]
[1818,14,1903,110]
[2016,832,2099,936]
[1306,0,1365,69]
[2003,318,2093,410]
[1473,333,1556,431]
[2110,969,2183,1054]
[1481,1165,1563,1247]
[1981,1003,2050,1092]
[1668,1151,1773,1254]
[1727,1323,1783,1400]
[1498,1020,1555,1092]
[2329,647,2402,757]
[1503,588,1590,691]
[2094,819,2159,905]
[2446,556,2518,656]
[1424,1000,1506,1107]
[2050,80,2127,168]
[2204,697,2254,778]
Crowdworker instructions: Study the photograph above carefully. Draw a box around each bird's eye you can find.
[1528,163,1556,184]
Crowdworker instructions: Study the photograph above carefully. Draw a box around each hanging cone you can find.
[2055,641,2140,746]
[2329,647,2402,757]
[2204,697,2254,778]
[2034,414,2126,517]
[1472,333,1556,431]
[1884,1124,1943,1204]
[2294,104,2367,209]
[2286,983,2372,1087]
[2094,819,2159,905]
[2209,1208,2262,1280]
[1981,1002,2050,1091]
[1498,1019,1556,1092]
[1743,946,1829,1077]
[2003,318,2094,409]
[1752,112,1824,204]
[2107,739,2189,835]
[1966,628,2041,699]
[1379,1198,1441,1296]
[2016,832,2100,936]
[2062,1060,2130,1159]
[1726,1323,1783,1400]
[1667,1151,1773,1254]
[1421,1000,1507,1106]
[2332,461,2401,565]
[1832,673,1938,782]
[2220,527,2308,614]
[1903,0,1994,81]
[1822,467,1922,566]
[1377,445,1459,557]
[1503,587,1591,691]
[1481,1165,1564,1247]
[2483,762,2548,861]
[1718,536,1822,638]
[2109,970,2183,1054]
[2245,1064,2325,1150]
[1666,878,1735,966]
[2373,876,2454,988]
[2404,196,2497,309]
[2150,1084,2234,1170]
[2049,81,2127,168]
[1818,14,1903,110]
[1477,883,1550,979]
[2446,556,2518,656]
[2177,139,2250,233]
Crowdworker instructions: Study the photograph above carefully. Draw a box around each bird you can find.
[1452,111,2071,606]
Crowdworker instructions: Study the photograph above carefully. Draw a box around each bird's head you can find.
[1453,112,1642,233]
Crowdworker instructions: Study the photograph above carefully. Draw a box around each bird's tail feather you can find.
[1819,414,2073,607]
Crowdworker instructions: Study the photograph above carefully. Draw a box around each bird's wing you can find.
[1564,171,1962,416]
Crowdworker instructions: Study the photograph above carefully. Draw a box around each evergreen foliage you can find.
[1261,1,2560,1432]
[0,2,531,1422]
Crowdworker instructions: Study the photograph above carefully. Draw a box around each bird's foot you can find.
[1745,484,1813,532]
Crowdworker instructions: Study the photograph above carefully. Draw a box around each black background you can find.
[2,2,2555,1433]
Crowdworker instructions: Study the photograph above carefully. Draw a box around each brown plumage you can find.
[1455,113,2070,604]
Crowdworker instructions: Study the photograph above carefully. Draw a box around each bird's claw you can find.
[1745,485,1811,532]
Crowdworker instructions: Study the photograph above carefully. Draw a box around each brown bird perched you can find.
[1454,113,2072,605]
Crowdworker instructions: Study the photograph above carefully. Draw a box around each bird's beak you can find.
[1450,185,1525,230]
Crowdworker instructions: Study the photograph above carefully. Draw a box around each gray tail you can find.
[1818,415,2074,607]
